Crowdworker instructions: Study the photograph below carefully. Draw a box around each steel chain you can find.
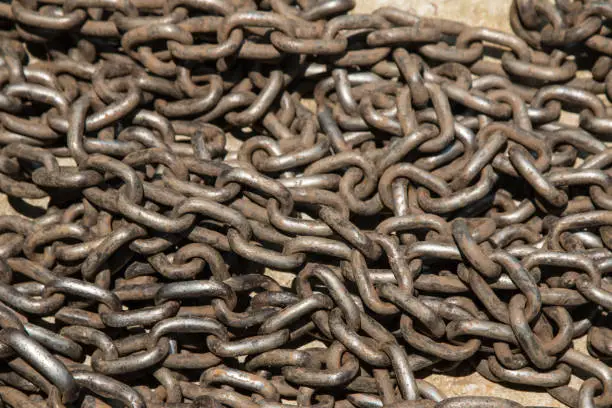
[0,0,608,407]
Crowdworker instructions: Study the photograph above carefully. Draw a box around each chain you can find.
[0,0,609,407]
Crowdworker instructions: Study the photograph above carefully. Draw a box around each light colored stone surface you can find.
[0,195,48,218]
[354,0,513,33]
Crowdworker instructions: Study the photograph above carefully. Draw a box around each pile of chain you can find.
[0,0,610,407]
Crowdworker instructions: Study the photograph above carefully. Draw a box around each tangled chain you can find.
[0,0,609,407]
[511,1,611,51]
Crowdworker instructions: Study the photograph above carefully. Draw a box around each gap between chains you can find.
[0,0,610,407]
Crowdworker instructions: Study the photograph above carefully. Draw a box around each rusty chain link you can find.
[0,0,609,407]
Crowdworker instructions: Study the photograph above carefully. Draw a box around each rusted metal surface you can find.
[0,0,609,407]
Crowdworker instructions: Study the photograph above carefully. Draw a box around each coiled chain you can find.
[0,0,609,407]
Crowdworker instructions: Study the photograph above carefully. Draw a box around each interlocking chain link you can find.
[0,0,609,407]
